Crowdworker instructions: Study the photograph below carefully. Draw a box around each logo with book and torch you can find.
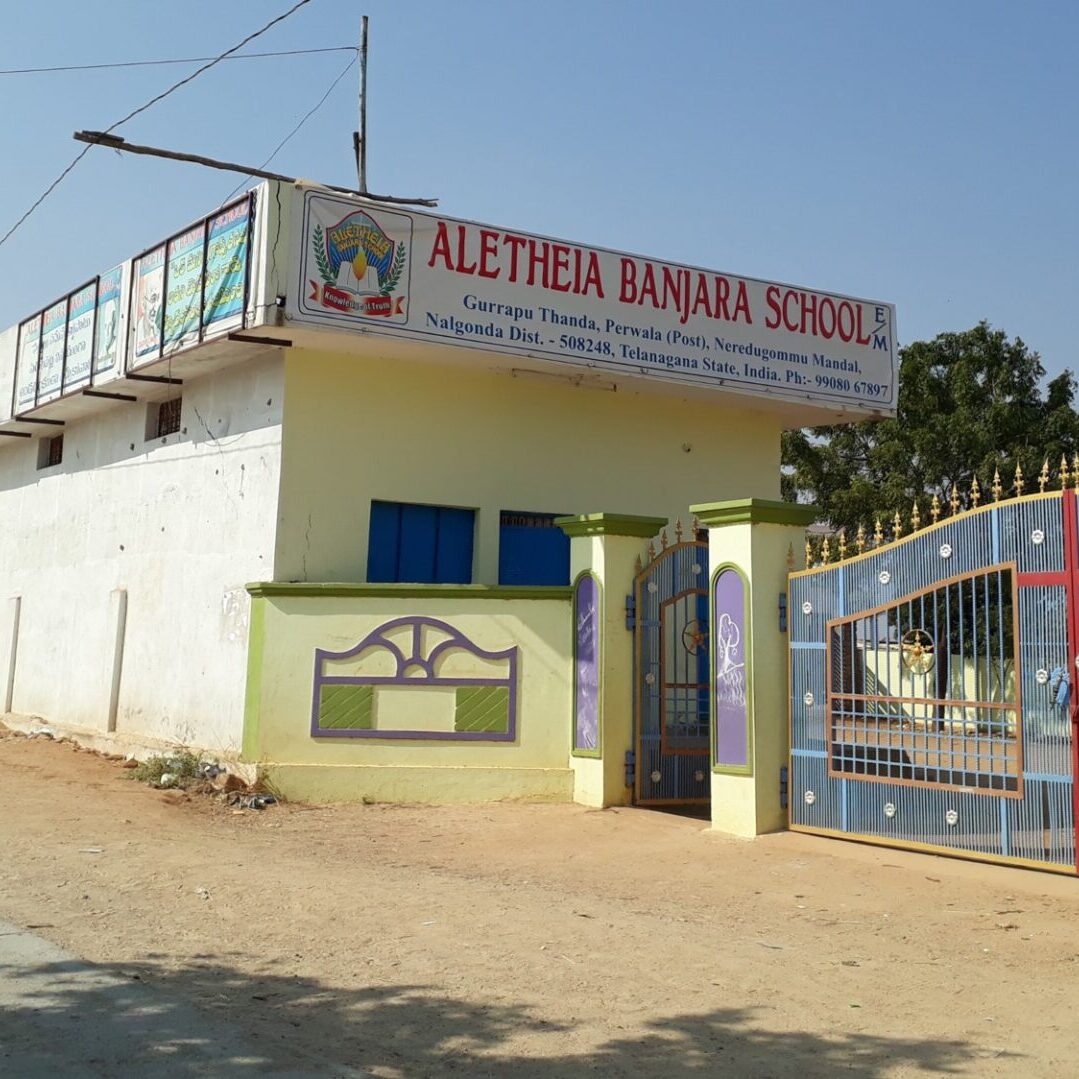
[309,209,408,321]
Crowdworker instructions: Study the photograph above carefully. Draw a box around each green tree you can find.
[782,322,1079,534]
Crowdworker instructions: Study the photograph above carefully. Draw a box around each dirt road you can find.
[1,729,1076,1077]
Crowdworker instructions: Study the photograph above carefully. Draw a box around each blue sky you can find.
[2,1,1076,377]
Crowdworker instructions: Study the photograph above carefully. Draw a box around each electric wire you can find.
[0,46,355,76]
[220,53,358,205]
[0,0,316,251]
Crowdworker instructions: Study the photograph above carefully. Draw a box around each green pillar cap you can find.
[690,498,819,528]
[556,512,668,538]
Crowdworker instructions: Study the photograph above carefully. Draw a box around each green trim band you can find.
[556,513,667,538]
[245,582,573,600]
[691,498,819,529]
[241,595,266,762]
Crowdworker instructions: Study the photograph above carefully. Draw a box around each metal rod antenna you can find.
[358,14,368,193]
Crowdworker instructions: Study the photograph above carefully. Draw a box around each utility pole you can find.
[354,14,369,194]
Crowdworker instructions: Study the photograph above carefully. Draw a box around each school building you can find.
[0,181,897,837]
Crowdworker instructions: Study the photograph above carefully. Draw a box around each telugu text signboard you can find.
[130,195,253,369]
[13,272,118,414]
[288,188,897,415]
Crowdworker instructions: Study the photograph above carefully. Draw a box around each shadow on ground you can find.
[0,948,1004,1077]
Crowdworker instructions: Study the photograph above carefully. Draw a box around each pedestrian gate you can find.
[634,533,711,805]
[789,490,1078,872]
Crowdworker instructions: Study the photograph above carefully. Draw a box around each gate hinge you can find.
[779,764,789,809]
[625,749,636,788]
[778,592,788,633]
[625,593,636,630]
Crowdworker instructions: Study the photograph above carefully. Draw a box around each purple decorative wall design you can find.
[311,616,518,741]
[713,569,749,769]
[574,574,600,751]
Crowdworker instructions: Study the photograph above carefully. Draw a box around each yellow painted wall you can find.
[245,591,574,803]
[273,346,782,583]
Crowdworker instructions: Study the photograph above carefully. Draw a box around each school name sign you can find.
[290,189,897,414]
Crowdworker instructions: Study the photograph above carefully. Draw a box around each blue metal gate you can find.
[789,489,1078,873]
[634,530,711,805]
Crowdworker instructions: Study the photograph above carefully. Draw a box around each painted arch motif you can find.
[312,616,518,741]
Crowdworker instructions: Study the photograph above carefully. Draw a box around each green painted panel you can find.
[319,684,375,730]
[454,686,510,734]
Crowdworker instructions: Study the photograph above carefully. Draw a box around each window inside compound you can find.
[367,500,475,584]
[827,565,1020,795]
[37,434,63,470]
[498,510,570,586]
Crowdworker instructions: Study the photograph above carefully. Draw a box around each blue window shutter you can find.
[498,519,570,586]
[434,507,475,583]
[367,501,402,582]
[398,503,439,582]
[367,501,475,584]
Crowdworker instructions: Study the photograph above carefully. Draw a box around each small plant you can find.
[130,750,202,786]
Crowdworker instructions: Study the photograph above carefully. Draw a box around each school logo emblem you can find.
[308,207,409,320]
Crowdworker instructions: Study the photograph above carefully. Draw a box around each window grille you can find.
[37,434,63,470]
[155,397,182,438]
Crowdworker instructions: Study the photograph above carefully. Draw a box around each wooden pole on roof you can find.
[357,14,369,193]
[72,131,437,206]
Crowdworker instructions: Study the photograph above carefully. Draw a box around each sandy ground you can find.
[1,729,1077,1077]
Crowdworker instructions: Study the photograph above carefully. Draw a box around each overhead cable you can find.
[0,0,317,251]
[220,54,358,205]
[0,46,355,76]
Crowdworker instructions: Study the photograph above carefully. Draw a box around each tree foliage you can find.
[782,322,1079,534]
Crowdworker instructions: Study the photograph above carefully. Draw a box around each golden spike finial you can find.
[674,518,683,543]
[786,543,795,572]
[855,523,866,554]
[930,493,941,524]
[647,539,656,561]
[660,528,668,550]
[634,553,643,574]
[971,474,982,507]
[1039,458,1050,493]
[949,484,961,516]
[691,514,700,536]
[873,518,884,546]
[911,500,921,532]
[892,511,903,541]
[821,535,831,563]
[1060,454,1070,490]
[837,530,848,561]
[804,536,813,567]
[1014,462,1024,498]
[991,466,1003,503]
[1072,452,1079,483]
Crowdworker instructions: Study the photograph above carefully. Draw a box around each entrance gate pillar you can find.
[691,498,818,837]
[557,513,668,808]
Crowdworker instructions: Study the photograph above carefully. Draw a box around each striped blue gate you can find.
[634,533,711,805]
[789,490,1078,873]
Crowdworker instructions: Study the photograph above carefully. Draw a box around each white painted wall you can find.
[0,353,285,753]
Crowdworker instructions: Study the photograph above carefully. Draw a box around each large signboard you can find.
[288,188,897,415]
[94,266,123,377]
[10,193,254,415]
[13,271,123,414]
[130,195,253,369]
[63,281,97,390]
